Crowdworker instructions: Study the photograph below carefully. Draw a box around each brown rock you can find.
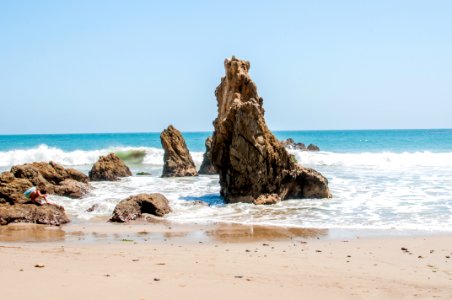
[0,203,70,226]
[282,138,306,150]
[110,193,172,222]
[210,57,331,204]
[54,179,90,198]
[307,144,320,151]
[0,173,33,204]
[160,125,198,177]
[89,153,132,181]
[198,136,218,175]
[10,162,89,198]
[253,194,281,205]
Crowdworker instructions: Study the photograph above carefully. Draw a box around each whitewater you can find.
[0,130,451,232]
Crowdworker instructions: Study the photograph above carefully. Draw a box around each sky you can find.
[0,0,451,134]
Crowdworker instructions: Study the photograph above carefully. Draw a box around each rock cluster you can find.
[2,161,89,202]
[210,56,331,204]
[282,138,306,150]
[198,136,217,175]
[89,153,132,181]
[160,125,198,177]
[307,144,320,151]
[110,193,172,222]
[0,161,88,225]
[282,138,320,151]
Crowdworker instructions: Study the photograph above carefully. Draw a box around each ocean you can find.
[1,129,451,231]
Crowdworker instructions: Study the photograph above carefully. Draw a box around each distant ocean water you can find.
[1,129,451,231]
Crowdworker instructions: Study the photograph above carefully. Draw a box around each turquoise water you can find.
[1,129,451,153]
[1,129,451,231]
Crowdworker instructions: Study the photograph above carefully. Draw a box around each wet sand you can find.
[0,223,451,299]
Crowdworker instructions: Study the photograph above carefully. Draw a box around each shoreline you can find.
[1,220,452,244]
[0,222,451,299]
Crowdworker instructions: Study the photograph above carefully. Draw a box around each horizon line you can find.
[0,127,451,136]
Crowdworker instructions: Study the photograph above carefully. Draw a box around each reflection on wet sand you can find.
[205,223,327,242]
[0,224,65,242]
[0,222,327,243]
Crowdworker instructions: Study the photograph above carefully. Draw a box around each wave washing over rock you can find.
[0,144,204,169]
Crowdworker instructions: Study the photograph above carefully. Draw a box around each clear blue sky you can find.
[1,0,451,134]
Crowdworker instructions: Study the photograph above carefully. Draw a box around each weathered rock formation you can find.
[3,161,89,202]
[282,138,306,150]
[160,125,198,177]
[210,56,331,204]
[307,144,320,151]
[0,161,87,225]
[282,139,321,151]
[110,193,172,222]
[198,136,217,175]
[89,153,132,181]
[0,203,69,226]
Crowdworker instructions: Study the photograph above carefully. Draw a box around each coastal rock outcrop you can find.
[282,138,306,150]
[7,162,89,200]
[0,161,89,225]
[198,136,218,175]
[160,125,198,177]
[282,139,320,151]
[89,153,132,181]
[110,193,172,222]
[210,56,331,204]
[0,203,70,226]
[307,144,320,151]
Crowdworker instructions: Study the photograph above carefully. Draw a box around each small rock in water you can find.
[136,172,151,176]
[34,264,45,268]
[86,204,99,213]
[401,247,408,251]
[153,278,160,282]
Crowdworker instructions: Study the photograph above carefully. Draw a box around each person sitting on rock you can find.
[24,187,49,205]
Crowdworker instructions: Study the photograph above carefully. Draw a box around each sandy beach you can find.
[0,223,451,300]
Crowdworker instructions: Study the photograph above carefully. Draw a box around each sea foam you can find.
[0,144,203,168]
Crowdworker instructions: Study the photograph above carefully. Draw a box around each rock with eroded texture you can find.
[89,153,132,181]
[0,203,70,226]
[210,56,331,204]
[8,162,90,199]
[160,125,198,177]
[110,193,172,222]
[198,136,217,175]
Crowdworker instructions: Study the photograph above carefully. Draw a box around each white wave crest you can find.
[290,150,452,168]
[0,144,205,168]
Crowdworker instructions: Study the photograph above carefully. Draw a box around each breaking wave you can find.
[0,144,203,168]
[1,144,451,169]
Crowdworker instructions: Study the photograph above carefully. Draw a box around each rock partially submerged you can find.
[307,144,320,151]
[0,161,90,225]
[210,57,331,204]
[0,203,69,226]
[160,125,198,177]
[282,138,306,150]
[4,161,89,202]
[198,136,218,175]
[282,138,320,151]
[110,193,172,222]
[89,153,132,181]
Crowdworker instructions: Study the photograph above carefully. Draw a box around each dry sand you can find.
[0,223,451,300]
